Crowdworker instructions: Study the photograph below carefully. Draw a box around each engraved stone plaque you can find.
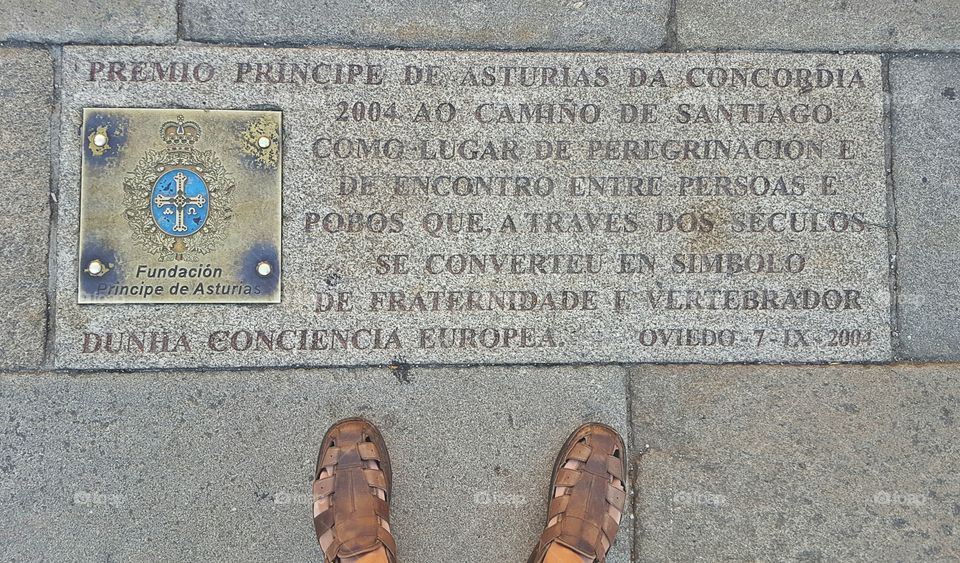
[56,47,892,368]
[78,108,282,303]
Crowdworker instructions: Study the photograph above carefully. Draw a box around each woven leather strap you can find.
[530,424,626,563]
[313,419,397,563]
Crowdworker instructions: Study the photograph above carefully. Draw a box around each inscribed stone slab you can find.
[55,47,891,369]
[0,366,629,562]
[181,0,668,51]
[630,364,960,560]
[0,48,52,369]
[0,0,176,44]
[891,55,960,360]
[676,0,960,52]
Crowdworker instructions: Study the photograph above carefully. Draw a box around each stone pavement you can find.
[0,48,50,369]
[632,365,960,561]
[2,1,960,561]
[2,365,958,560]
[0,367,630,561]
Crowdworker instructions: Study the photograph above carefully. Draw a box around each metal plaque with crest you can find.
[78,108,282,304]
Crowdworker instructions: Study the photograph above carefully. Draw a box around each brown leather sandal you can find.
[528,423,627,563]
[312,418,398,563]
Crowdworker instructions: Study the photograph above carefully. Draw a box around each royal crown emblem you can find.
[123,115,235,261]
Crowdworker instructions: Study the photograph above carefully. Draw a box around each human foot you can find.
[528,423,627,563]
[312,418,397,563]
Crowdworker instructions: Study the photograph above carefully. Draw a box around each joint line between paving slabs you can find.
[30,40,960,56]
[662,0,679,51]
[624,366,640,562]
[881,55,901,358]
[42,45,63,371]
[176,0,185,41]
[45,356,910,376]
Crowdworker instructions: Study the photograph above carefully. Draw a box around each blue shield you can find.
[151,169,210,237]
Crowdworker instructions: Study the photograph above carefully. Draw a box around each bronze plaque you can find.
[77,108,282,304]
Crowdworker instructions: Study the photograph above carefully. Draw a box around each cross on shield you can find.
[151,169,210,237]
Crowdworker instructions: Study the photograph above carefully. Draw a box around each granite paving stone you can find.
[676,0,960,52]
[181,0,669,50]
[892,55,960,360]
[0,365,630,561]
[0,0,176,44]
[0,48,52,369]
[630,364,960,561]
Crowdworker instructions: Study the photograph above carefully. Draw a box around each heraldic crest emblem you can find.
[79,107,282,304]
[123,115,235,261]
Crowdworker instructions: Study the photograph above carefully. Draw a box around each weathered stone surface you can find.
[0,49,52,369]
[676,0,960,52]
[0,0,176,44]
[0,366,630,561]
[56,47,891,369]
[630,364,960,560]
[182,0,668,51]
[892,56,960,360]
